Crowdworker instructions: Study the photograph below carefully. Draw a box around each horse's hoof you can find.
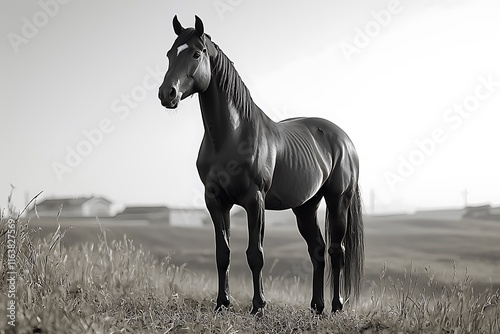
[250,307,265,317]
[250,301,267,316]
[311,301,324,315]
[311,307,324,315]
[214,303,230,313]
[331,300,343,313]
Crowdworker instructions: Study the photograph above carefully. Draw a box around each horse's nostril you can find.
[169,87,177,99]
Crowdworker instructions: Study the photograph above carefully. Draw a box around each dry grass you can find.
[1,206,499,333]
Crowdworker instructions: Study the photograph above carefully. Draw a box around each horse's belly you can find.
[264,127,332,210]
[265,163,324,210]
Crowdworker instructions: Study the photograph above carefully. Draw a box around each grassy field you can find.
[23,213,500,291]
[1,211,499,333]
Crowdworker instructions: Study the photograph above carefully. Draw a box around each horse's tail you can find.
[325,185,364,305]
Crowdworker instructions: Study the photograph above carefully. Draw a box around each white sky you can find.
[1,0,499,213]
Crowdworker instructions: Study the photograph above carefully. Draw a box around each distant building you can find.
[462,205,491,219]
[414,208,465,220]
[117,206,210,226]
[489,206,500,221]
[30,196,211,225]
[117,206,170,223]
[33,197,112,217]
[231,208,296,227]
[168,207,211,227]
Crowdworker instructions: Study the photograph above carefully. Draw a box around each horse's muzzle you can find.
[160,97,179,109]
[158,86,181,109]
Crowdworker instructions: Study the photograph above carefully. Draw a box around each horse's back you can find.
[277,117,358,168]
[278,117,355,149]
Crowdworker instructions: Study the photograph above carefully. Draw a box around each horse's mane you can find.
[210,41,254,121]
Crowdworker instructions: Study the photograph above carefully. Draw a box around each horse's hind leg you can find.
[324,190,352,313]
[292,194,325,314]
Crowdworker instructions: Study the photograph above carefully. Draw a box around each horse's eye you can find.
[193,51,202,59]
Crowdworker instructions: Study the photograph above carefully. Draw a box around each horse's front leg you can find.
[206,192,232,311]
[243,189,266,314]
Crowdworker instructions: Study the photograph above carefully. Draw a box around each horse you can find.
[158,15,364,315]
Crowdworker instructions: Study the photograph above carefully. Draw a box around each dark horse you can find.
[158,16,364,314]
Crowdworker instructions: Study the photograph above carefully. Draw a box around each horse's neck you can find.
[198,76,247,150]
[198,39,275,151]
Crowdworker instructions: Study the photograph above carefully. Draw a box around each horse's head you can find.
[158,16,212,109]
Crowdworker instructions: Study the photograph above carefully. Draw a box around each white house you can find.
[33,197,112,217]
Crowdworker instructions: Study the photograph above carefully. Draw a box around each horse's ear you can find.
[173,15,184,36]
[194,15,204,37]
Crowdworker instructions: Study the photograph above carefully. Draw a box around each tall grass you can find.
[1,203,499,333]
